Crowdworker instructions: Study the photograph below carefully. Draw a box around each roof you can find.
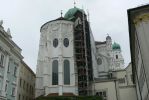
[112,42,121,50]
[40,17,72,32]
[64,7,85,20]
[95,41,106,45]
[106,35,111,40]
[21,60,36,77]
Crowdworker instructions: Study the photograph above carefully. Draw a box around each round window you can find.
[97,58,102,65]
[53,38,58,47]
[64,38,69,47]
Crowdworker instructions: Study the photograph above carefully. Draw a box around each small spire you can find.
[7,28,10,33]
[107,33,109,36]
[7,28,12,39]
[61,10,63,17]
[0,20,3,26]
[74,0,76,8]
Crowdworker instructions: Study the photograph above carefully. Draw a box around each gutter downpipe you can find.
[114,80,119,100]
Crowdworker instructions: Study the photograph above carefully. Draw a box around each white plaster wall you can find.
[36,20,77,96]
[135,14,149,89]
[93,81,117,100]
[119,86,137,100]
[89,27,98,78]
[126,63,133,85]
[141,81,148,100]
[113,50,124,70]
[115,70,127,86]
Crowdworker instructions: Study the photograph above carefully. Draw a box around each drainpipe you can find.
[114,80,119,100]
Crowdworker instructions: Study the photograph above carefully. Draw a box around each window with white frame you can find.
[64,60,70,85]
[52,60,58,85]
[5,83,8,92]
[0,79,2,90]
[118,78,125,84]
[96,90,107,100]
[12,87,16,96]
[7,61,10,72]
[0,54,5,66]
[14,67,17,77]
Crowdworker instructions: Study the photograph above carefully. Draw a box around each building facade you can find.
[128,4,149,100]
[0,21,23,100]
[36,7,97,97]
[35,6,137,100]
[17,61,35,100]
[0,21,35,100]
[95,36,124,79]
[93,63,137,100]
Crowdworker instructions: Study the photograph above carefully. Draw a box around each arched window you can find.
[53,38,58,48]
[116,55,118,59]
[63,38,69,47]
[64,60,70,85]
[52,60,58,85]
[97,58,102,65]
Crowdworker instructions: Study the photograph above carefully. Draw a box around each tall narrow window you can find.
[116,55,118,59]
[0,79,2,90]
[20,78,22,87]
[0,54,4,66]
[5,84,7,92]
[19,94,21,100]
[52,60,58,85]
[64,60,70,85]
[12,87,16,96]
[14,67,17,77]
[7,61,10,72]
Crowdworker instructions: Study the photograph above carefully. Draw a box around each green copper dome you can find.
[112,42,121,50]
[64,7,84,20]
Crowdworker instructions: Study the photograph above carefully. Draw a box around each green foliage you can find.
[36,96,102,100]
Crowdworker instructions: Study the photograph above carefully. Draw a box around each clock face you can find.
[63,38,69,47]
[97,58,102,65]
[53,38,58,48]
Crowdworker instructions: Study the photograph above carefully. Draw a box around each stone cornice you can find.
[133,13,149,24]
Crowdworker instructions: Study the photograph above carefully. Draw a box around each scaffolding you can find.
[74,12,93,96]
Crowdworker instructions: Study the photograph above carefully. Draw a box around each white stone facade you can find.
[0,22,23,100]
[36,20,77,97]
[95,36,124,78]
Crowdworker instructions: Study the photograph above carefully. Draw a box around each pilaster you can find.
[1,55,9,97]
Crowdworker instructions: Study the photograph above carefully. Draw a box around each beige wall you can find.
[93,63,137,100]
[93,81,118,100]
[17,61,35,100]
[119,86,137,100]
[125,63,133,85]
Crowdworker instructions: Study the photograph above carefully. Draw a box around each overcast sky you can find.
[0,0,148,72]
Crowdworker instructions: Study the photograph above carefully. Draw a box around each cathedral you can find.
[35,6,135,100]
[95,35,124,79]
